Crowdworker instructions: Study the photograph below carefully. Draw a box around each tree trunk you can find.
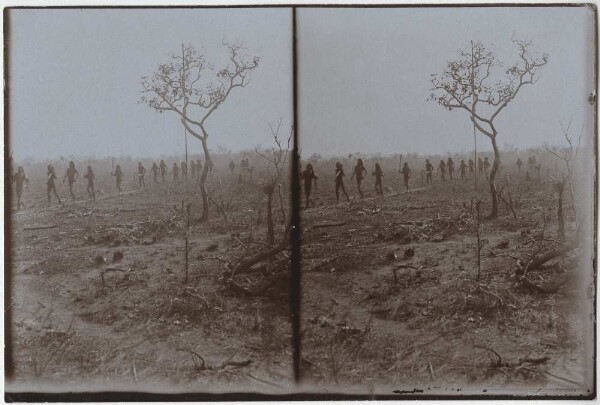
[489,135,500,219]
[199,139,211,222]
[267,191,275,245]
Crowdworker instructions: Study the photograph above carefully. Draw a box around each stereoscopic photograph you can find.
[4,3,597,400]
[296,6,595,396]
[5,7,295,394]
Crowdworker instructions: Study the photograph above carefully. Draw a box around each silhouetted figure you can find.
[400,162,411,192]
[63,161,79,200]
[13,166,28,210]
[351,158,367,198]
[47,165,62,205]
[335,162,350,202]
[483,157,491,179]
[159,160,167,183]
[171,162,180,182]
[516,158,522,172]
[112,164,123,193]
[438,160,447,181]
[151,162,159,184]
[425,159,434,185]
[459,160,467,180]
[301,163,318,208]
[137,162,146,189]
[447,157,455,180]
[84,166,96,201]
[468,159,475,177]
[372,163,384,195]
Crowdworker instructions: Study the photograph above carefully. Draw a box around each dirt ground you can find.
[6,169,293,393]
[5,154,595,397]
[298,165,594,396]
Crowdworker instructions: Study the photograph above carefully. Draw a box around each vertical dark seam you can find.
[290,6,302,385]
[4,7,14,381]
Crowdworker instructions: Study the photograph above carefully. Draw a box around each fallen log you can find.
[23,225,57,231]
[520,276,561,294]
[515,241,578,276]
[229,238,290,278]
[228,271,289,297]
[312,221,346,229]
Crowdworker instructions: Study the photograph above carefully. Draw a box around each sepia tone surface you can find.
[6,8,294,393]
[297,6,595,396]
[4,4,597,399]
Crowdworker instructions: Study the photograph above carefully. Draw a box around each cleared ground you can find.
[298,160,593,396]
[6,152,594,397]
[7,165,293,393]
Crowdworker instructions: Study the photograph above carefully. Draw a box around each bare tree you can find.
[140,42,259,222]
[544,116,583,224]
[430,37,548,218]
[255,118,292,245]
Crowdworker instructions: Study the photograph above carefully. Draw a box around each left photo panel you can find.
[5,7,294,393]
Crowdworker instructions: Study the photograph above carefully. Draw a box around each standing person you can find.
[477,158,484,177]
[335,162,350,203]
[13,166,28,211]
[399,162,411,192]
[171,162,180,182]
[351,158,368,198]
[151,162,159,184]
[137,162,147,189]
[181,161,187,180]
[112,164,123,193]
[190,160,196,180]
[84,165,96,201]
[46,165,62,205]
[229,160,235,175]
[516,158,522,172]
[425,159,434,185]
[301,163,318,208]
[468,159,475,178]
[483,157,491,179]
[207,159,214,175]
[438,159,447,181]
[459,159,467,180]
[62,161,79,200]
[447,157,455,180]
[372,163,384,195]
[159,159,167,183]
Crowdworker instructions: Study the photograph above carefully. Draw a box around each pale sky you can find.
[297,6,596,156]
[8,8,293,160]
[8,7,596,160]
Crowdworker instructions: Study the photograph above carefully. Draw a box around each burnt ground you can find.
[299,173,594,396]
[7,173,293,393]
[5,163,595,397]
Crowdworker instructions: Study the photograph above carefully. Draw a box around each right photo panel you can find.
[297,6,595,396]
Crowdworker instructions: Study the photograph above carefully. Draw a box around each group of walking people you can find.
[298,154,509,209]
[12,153,537,212]
[10,158,212,210]
[300,158,413,208]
